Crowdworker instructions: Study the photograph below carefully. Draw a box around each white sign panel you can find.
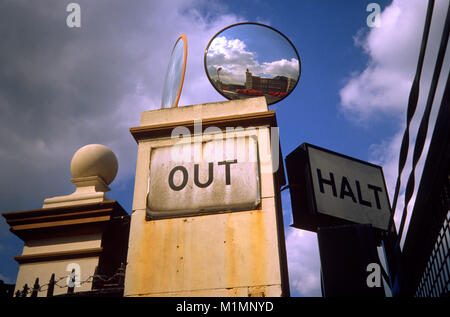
[307,145,391,231]
[147,136,260,219]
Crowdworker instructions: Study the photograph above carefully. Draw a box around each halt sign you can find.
[286,143,391,231]
[147,136,261,219]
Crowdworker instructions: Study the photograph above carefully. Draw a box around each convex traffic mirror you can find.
[204,22,301,106]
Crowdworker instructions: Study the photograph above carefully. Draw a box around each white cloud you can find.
[340,0,449,122]
[340,65,412,121]
[2,0,447,298]
[286,228,321,297]
[261,58,299,79]
[287,1,447,296]
[342,0,450,245]
[0,0,242,211]
[0,272,14,284]
[0,0,243,283]
[206,36,299,85]
[206,36,258,84]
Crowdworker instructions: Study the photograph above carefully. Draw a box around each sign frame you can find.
[285,143,392,233]
[146,135,262,220]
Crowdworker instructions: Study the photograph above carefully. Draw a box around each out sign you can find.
[307,144,391,231]
[146,136,261,219]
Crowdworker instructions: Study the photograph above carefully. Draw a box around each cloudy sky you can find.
[0,0,449,296]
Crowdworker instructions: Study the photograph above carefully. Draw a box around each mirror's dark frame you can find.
[204,22,301,106]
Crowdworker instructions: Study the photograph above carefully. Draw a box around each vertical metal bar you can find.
[397,1,450,241]
[21,284,28,297]
[47,273,55,297]
[67,269,75,294]
[389,0,435,227]
[383,1,437,296]
[31,278,39,297]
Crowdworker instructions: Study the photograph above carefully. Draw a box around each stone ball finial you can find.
[70,144,118,185]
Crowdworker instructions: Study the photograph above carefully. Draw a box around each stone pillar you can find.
[2,144,129,297]
[125,97,289,297]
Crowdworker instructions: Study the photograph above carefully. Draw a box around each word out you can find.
[169,160,237,191]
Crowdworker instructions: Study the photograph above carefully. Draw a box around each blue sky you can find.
[0,0,448,297]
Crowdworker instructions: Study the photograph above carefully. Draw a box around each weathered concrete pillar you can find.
[125,97,289,297]
[2,144,128,297]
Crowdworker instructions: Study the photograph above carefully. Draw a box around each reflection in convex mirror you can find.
[204,23,301,106]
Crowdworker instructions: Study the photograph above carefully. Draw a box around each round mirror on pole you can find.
[161,34,187,108]
[204,23,301,106]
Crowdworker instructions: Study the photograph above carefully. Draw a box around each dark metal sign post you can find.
[317,224,385,296]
